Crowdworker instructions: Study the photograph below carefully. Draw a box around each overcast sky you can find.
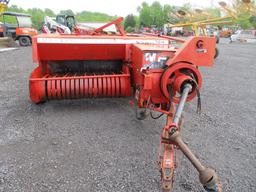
[9,0,224,16]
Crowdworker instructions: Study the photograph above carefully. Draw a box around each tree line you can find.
[2,1,256,31]
[124,1,256,31]
[2,5,118,29]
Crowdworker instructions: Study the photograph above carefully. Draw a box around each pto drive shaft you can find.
[169,84,221,192]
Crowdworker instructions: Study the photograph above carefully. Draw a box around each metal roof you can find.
[2,12,31,17]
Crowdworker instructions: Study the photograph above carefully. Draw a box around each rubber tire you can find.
[19,36,30,46]
[214,48,219,59]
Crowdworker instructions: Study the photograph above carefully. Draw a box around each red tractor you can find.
[29,18,221,192]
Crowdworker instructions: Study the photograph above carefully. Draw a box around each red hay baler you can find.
[29,18,221,192]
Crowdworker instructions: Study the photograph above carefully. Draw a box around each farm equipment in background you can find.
[220,29,233,37]
[29,17,221,192]
[1,0,37,46]
[43,14,119,35]
[43,14,81,34]
[166,15,227,58]
[167,0,256,39]
[42,16,72,34]
[166,2,239,58]
[0,12,37,46]
[231,0,256,16]
[55,14,77,32]
[0,0,15,48]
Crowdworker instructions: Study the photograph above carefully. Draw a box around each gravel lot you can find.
[0,40,255,192]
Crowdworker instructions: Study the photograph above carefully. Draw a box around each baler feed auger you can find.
[29,17,221,192]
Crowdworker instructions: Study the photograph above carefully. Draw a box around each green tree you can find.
[27,8,45,29]
[180,3,192,13]
[3,4,119,30]
[44,8,55,17]
[134,15,140,28]
[138,1,181,28]
[205,8,221,18]
[249,15,256,29]
[125,26,134,33]
[124,14,136,30]
[6,5,24,13]
[150,1,164,27]
[138,2,152,27]
[59,9,74,16]
[236,13,252,29]
[76,11,116,22]
[232,0,255,29]
[163,4,173,23]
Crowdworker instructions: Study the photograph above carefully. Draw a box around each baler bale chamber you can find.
[30,35,136,103]
[29,34,214,104]
[29,18,222,192]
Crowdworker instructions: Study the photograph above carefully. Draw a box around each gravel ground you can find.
[0,39,255,192]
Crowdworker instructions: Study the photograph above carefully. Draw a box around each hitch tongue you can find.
[169,83,222,192]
